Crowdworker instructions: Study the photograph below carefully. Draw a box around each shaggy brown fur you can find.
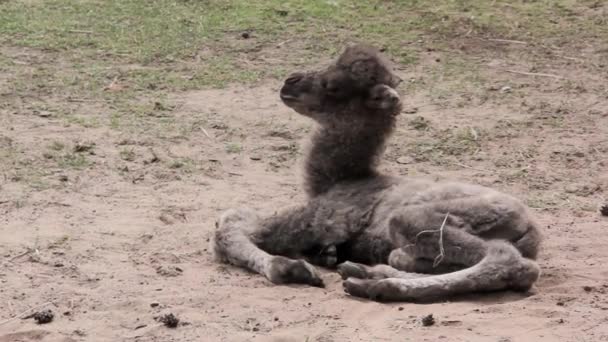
[212,44,542,302]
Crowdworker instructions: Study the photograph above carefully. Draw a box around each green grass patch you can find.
[1,0,605,135]
[58,153,91,169]
[3,0,603,66]
[225,143,243,154]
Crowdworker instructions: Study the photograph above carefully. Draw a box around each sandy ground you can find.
[1,38,608,341]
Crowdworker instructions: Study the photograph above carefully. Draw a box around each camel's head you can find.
[279,44,403,125]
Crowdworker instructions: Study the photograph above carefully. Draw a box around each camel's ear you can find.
[342,42,360,53]
[390,73,403,88]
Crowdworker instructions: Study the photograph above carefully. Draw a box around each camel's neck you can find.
[304,118,395,197]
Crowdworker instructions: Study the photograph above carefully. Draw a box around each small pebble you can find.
[33,310,54,324]
[396,156,414,165]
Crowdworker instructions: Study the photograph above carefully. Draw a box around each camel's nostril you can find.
[285,73,303,85]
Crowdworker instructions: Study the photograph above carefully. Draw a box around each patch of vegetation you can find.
[408,126,482,162]
[0,0,604,139]
[169,158,195,172]
[48,141,65,151]
[2,0,604,88]
[58,153,90,169]
[409,116,430,131]
[119,148,137,162]
[226,143,243,154]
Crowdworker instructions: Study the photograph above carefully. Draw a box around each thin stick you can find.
[67,98,101,103]
[504,70,565,79]
[450,162,494,174]
[201,127,211,139]
[68,30,94,34]
[487,38,527,45]
[276,39,292,47]
[8,249,32,262]
[0,302,54,327]
[557,55,584,62]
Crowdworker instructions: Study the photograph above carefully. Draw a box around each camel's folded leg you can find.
[343,241,540,302]
[213,207,324,287]
[336,226,485,282]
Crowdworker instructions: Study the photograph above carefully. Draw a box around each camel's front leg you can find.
[213,207,324,287]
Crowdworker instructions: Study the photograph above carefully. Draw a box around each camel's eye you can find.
[322,78,341,97]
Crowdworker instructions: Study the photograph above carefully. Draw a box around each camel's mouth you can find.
[279,92,299,103]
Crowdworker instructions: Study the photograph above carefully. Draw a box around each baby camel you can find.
[213,44,541,302]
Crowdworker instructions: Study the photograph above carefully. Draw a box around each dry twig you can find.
[505,70,565,79]
[487,38,528,45]
[415,212,450,267]
[0,302,54,327]
[201,127,212,139]
[68,30,94,34]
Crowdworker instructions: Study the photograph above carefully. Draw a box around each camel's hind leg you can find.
[343,217,540,301]
[381,192,541,274]
[213,207,324,287]
[343,240,540,302]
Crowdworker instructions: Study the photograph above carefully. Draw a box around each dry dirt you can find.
[1,37,608,342]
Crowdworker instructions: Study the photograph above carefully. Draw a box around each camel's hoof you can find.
[307,245,338,268]
[268,256,324,288]
[343,277,376,298]
[343,278,404,302]
[366,279,403,302]
[337,261,369,280]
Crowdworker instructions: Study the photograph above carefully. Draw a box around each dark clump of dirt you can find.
[600,205,608,216]
[31,310,54,324]
[421,314,435,326]
[73,142,95,153]
[156,313,180,328]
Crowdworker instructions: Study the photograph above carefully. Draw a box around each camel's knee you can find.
[472,194,540,252]
[388,214,418,244]
[474,194,526,229]
[212,207,259,262]
[513,222,542,259]
[483,241,540,291]
[217,207,259,229]
[486,194,542,259]
[510,257,541,291]
[388,247,416,272]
